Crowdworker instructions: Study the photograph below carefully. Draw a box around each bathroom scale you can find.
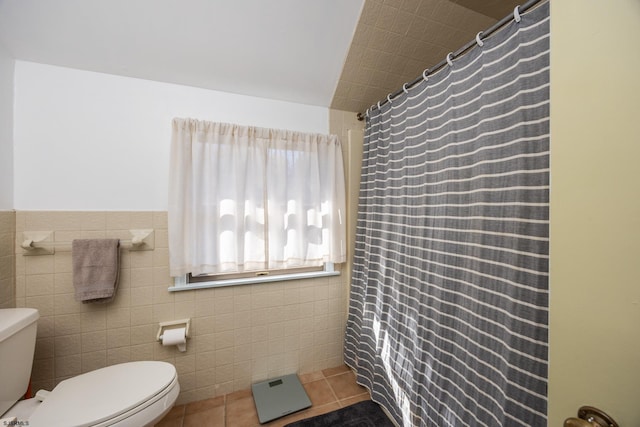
[251,373,312,424]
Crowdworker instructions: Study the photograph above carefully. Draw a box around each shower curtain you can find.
[344,2,549,426]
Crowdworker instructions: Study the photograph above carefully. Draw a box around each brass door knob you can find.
[564,406,619,427]
[564,418,596,427]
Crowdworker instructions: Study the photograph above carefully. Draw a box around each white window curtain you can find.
[168,118,347,277]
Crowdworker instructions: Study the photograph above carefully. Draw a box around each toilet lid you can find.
[28,361,177,427]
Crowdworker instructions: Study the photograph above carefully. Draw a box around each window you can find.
[170,263,338,291]
[167,119,346,290]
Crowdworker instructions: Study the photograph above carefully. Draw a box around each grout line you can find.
[323,377,341,404]
[321,365,352,378]
[223,393,227,427]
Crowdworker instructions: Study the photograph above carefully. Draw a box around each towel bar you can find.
[21,229,155,255]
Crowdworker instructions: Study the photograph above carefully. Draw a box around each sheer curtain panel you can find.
[168,119,346,277]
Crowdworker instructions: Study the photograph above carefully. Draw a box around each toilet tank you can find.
[0,308,39,416]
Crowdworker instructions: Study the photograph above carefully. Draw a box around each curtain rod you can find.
[356,0,546,121]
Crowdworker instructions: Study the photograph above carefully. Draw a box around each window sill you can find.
[168,269,340,292]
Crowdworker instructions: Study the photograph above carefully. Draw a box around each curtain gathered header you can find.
[171,119,334,145]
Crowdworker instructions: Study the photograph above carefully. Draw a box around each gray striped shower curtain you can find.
[344,3,550,426]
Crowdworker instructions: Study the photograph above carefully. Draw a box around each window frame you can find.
[168,262,339,292]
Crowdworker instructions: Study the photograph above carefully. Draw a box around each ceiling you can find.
[332,0,522,113]
[0,0,522,115]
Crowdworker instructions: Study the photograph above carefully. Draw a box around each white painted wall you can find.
[0,42,14,209]
[13,61,330,210]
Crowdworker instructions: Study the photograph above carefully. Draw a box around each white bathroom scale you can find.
[251,373,312,424]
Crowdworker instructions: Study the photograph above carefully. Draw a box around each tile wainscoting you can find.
[14,211,348,405]
[0,210,15,308]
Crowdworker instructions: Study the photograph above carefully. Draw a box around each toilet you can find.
[0,308,180,427]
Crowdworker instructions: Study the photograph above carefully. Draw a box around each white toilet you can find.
[0,308,180,427]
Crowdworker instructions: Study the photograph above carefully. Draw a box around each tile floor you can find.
[156,365,371,427]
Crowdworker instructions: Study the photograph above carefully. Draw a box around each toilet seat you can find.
[27,361,179,427]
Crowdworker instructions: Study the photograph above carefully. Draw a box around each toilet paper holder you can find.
[156,318,191,342]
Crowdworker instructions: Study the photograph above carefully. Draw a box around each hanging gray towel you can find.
[72,239,120,303]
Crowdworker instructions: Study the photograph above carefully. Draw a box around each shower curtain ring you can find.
[422,68,429,81]
[402,83,409,94]
[476,31,484,47]
[387,94,393,104]
[377,101,381,110]
[513,6,521,23]
[446,53,454,67]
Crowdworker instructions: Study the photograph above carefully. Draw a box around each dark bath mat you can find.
[284,400,395,427]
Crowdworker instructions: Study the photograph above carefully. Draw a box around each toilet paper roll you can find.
[162,328,187,352]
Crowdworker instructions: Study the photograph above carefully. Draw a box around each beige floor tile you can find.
[156,365,372,427]
[339,393,370,408]
[185,395,224,415]
[226,395,260,427]
[183,406,224,427]
[325,371,367,400]
[155,415,183,427]
[161,404,185,420]
[302,379,336,406]
[321,364,350,377]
